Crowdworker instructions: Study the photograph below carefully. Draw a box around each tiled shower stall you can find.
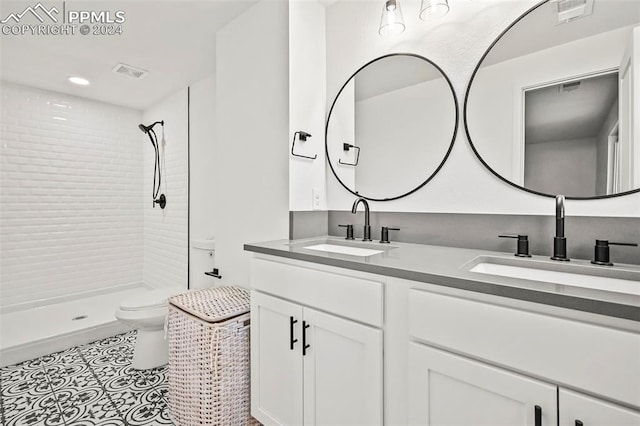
[0,82,188,365]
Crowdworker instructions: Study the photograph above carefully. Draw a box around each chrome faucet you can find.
[351,197,372,241]
[551,195,569,261]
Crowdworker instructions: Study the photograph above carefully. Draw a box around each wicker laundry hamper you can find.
[168,286,259,425]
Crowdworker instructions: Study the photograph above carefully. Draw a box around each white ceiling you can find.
[484,0,640,66]
[0,0,257,110]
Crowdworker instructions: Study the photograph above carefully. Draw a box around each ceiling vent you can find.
[112,63,149,79]
[552,0,594,24]
[560,81,581,93]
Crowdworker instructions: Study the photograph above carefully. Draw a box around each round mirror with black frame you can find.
[465,0,640,199]
[325,53,458,201]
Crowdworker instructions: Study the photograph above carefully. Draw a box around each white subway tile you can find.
[1,82,146,308]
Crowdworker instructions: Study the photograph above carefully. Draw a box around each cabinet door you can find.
[560,388,640,426]
[408,343,557,425]
[303,307,383,426]
[251,291,304,426]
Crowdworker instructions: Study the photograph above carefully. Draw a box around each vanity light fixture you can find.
[419,0,450,21]
[380,0,451,36]
[379,0,405,37]
[67,76,90,86]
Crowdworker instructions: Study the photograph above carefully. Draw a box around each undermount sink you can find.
[303,243,384,257]
[466,256,640,296]
[287,239,393,257]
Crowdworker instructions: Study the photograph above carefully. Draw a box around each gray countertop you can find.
[244,236,640,322]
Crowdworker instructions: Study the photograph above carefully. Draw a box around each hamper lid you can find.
[169,286,250,323]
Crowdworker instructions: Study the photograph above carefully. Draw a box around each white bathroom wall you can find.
[327,76,454,199]
[524,137,597,197]
[596,100,619,195]
[289,0,327,211]
[214,0,290,289]
[0,82,144,308]
[354,78,454,197]
[327,80,356,191]
[142,88,188,290]
[189,74,217,290]
[321,0,640,217]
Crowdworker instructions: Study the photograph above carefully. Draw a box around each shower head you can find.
[138,120,164,134]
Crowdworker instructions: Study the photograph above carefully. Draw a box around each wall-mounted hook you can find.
[339,143,360,166]
[291,131,317,160]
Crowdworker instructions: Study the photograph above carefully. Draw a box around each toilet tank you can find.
[189,238,216,290]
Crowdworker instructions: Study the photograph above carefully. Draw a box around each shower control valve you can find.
[153,194,167,209]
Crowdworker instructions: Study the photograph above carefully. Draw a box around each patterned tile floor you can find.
[0,331,174,425]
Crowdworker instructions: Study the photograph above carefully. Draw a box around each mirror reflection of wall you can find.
[523,72,619,197]
[465,0,640,198]
[326,54,457,201]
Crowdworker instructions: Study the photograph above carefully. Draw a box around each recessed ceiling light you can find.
[68,76,90,86]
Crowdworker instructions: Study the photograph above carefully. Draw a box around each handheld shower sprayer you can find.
[139,120,166,209]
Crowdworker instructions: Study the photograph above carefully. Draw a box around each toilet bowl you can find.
[115,287,182,370]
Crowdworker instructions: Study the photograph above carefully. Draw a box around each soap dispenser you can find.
[591,240,637,266]
[498,234,531,257]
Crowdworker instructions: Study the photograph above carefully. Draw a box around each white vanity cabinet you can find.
[250,256,384,426]
[408,342,640,426]
[247,249,640,426]
[406,286,640,426]
[250,291,304,425]
[408,342,557,425]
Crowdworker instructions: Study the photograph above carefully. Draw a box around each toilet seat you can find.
[115,305,167,325]
[119,288,180,311]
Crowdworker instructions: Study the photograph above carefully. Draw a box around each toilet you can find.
[115,287,182,370]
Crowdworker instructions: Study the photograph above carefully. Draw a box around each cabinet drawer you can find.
[559,388,640,425]
[408,289,640,408]
[251,256,383,327]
